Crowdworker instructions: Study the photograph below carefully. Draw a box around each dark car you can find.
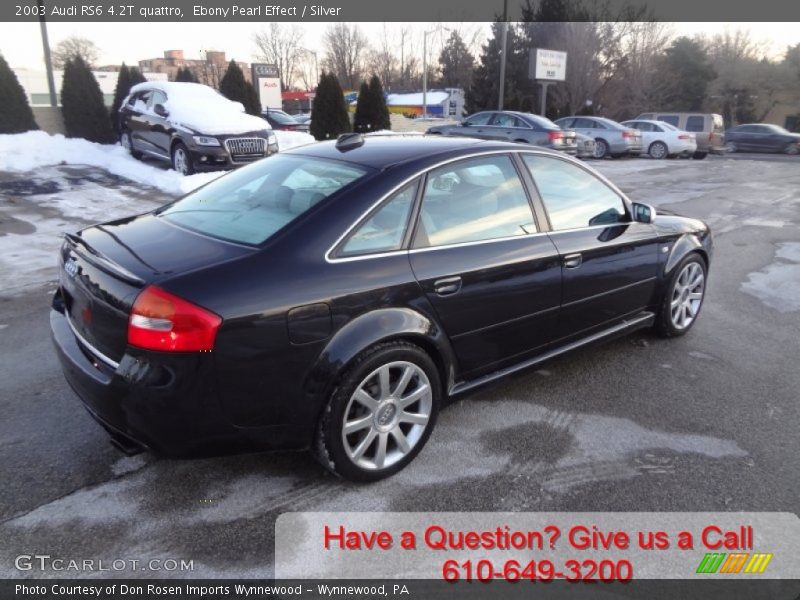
[724,123,800,155]
[119,82,278,175]
[426,111,578,154]
[262,108,310,132]
[50,134,712,481]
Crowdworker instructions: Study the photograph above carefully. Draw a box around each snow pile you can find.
[0,130,316,196]
[741,242,800,312]
[130,81,269,136]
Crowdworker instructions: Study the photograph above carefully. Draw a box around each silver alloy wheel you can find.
[594,139,608,159]
[121,131,132,151]
[786,143,799,155]
[650,141,667,159]
[670,262,705,330]
[725,141,737,153]
[173,147,189,175]
[341,360,432,470]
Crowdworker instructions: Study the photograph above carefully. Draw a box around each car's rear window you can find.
[158,155,368,245]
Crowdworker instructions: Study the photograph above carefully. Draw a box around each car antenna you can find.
[336,133,364,151]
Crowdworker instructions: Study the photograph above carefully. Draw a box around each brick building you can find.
[138,50,251,88]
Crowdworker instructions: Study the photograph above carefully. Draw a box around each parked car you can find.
[635,112,725,159]
[553,116,642,159]
[426,111,578,155]
[262,108,309,132]
[573,132,597,159]
[292,113,312,126]
[119,82,278,175]
[621,119,697,159]
[723,123,800,155]
[50,135,712,481]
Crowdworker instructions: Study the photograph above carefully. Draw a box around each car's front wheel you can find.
[654,254,707,337]
[120,130,142,159]
[171,142,194,175]
[724,141,738,153]
[784,143,799,155]
[315,341,440,481]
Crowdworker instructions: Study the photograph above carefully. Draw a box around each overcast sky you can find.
[2,21,798,73]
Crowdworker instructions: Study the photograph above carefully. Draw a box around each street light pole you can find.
[498,0,509,110]
[37,0,57,107]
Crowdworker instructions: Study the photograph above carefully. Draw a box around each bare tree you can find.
[323,23,369,89]
[253,23,305,90]
[365,24,400,90]
[51,36,100,69]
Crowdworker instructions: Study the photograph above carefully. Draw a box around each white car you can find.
[621,119,697,159]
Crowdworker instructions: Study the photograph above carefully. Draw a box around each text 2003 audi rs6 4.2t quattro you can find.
[50,135,712,481]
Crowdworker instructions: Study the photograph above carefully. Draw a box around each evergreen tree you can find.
[128,67,146,85]
[466,21,526,114]
[353,81,372,133]
[0,53,38,133]
[368,75,390,131]
[175,66,197,83]
[438,31,475,89]
[219,60,262,115]
[109,63,131,134]
[60,55,115,143]
[658,37,717,111]
[310,72,351,140]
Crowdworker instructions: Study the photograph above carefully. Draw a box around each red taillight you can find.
[678,134,690,140]
[622,130,636,138]
[128,285,221,352]
[548,131,564,141]
[281,126,294,131]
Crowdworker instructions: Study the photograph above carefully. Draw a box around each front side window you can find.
[493,113,522,127]
[414,155,534,248]
[159,155,368,245]
[685,116,705,132]
[523,155,627,230]
[464,112,493,126]
[339,182,418,256]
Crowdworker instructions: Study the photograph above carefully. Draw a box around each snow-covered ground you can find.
[0,130,314,196]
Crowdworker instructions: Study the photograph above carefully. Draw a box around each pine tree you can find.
[128,67,146,85]
[60,55,116,143]
[219,60,261,115]
[109,63,131,134]
[368,75,390,131]
[353,81,372,133]
[310,72,351,140]
[175,66,197,83]
[466,21,527,114]
[438,31,475,90]
[0,53,38,133]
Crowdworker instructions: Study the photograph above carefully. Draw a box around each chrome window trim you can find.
[65,313,121,370]
[324,148,632,264]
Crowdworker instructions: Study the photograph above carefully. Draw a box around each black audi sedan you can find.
[50,135,712,481]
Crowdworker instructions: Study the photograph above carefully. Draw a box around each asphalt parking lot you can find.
[1,153,798,578]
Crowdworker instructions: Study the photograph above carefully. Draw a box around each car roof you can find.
[283,135,563,169]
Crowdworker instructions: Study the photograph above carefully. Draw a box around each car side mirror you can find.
[632,202,656,224]
[154,103,168,118]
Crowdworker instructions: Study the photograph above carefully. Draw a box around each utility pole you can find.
[37,0,57,107]
[498,0,509,110]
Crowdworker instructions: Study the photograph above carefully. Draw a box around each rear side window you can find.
[657,115,680,127]
[464,112,493,126]
[685,116,705,132]
[339,182,418,256]
[523,155,627,230]
[159,155,368,245]
[414,155,533,248]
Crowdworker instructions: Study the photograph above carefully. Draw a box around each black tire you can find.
[649,141,668,160]
[594,138,609,159]
[314,341,441,482]
[654,253,707,338]
[120,130,142,159]
[171,142,194,175]
[692,151,708,160]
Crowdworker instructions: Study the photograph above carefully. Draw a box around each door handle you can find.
[434,276,462,296]
[563,253,583,269]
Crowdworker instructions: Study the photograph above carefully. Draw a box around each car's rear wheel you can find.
[693,151,708,160]
[785,143,799,155]
[649,141,668,159]
[315,341,440,481]
[171,142,194,175]
[594,139,609,159]
[654,254,707,337]
[120,130,142,159]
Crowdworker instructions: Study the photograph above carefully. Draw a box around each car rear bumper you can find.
[50,307,306,456]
